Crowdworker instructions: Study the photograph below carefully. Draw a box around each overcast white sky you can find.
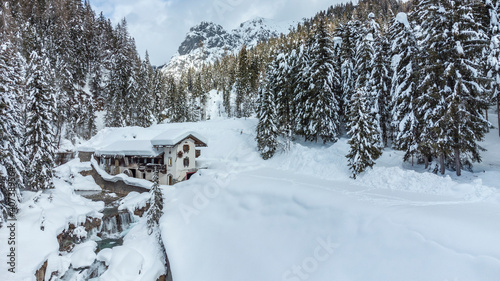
[88,0,354,66]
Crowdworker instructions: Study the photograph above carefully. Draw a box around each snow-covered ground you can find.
[0,161,104,280]
[2,114,500,281]
[156,117,500,281]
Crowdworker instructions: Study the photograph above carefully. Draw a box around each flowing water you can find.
[59,191,138,280]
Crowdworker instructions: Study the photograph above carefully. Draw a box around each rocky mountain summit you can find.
[162,17,293,78]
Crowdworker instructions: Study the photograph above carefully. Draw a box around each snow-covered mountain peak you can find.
[162,17,295,79]
[178,22,230,56]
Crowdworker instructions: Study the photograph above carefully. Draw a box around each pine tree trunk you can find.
[485,109,488,122]
[424,155,429,169]
[439,153,445,175]
[454,147,461,177]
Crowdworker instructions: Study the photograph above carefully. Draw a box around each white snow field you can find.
[157,117,500,281]
[1,114,500,281]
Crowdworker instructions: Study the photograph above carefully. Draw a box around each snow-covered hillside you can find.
[162,17,293,78]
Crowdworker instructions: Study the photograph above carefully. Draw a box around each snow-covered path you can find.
[158,118,500,281]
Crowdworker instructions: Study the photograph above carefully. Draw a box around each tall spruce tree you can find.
[147,167,163,235]
[132,52,154,127]
[371,23,392,147]
[346,87,382,179]
[151,66,168,124]
[256,84,279,160]
[293,44,310,139]
[0,38,25,223]
[24,50,56,190]
[389,12,420,163]
[415,0,489,175]
[268,48,295,149]
[235,45,253,118]
[488,0,500,136]
[337,19,363,118]
[299,19,341,143]
[353,28,378,128]
[170,74,189,122]
[105,19,136,127]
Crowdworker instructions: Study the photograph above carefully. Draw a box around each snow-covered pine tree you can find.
[414,0,451,173]
[370,15,392,147]
[346,87,382,179]
[151,66,168,124]
[105,18,136,127]
[145,166,168,275]
[293,44,311,138]
[147,167,163,235]
[346,25,383,179]
[161,76,177,121]
[0,35,25,223]
[235,45,253,118]
[445,1,490,176]
[353,28,377,125]
[132,52,154,127]
[170,74,189,123]
[220,56,235,117]
[487,0,500,136]
[267,47,294,149]
[24,50,56,190]
[256,83,279,160]
[51,26,75,147]
[299,19,341,143]
[415,0,490,176]
[90,12,113,113]
[337,19,363,118]
[192,72,206,121]
[389,12,420,163]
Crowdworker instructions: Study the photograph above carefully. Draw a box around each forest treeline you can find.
[255,0,495,179]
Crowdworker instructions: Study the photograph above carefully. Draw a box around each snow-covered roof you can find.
[95,140,162,157]
[151,129,208,147]
[83,127,207,157]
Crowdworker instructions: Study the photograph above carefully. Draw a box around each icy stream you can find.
[60,192,137,280]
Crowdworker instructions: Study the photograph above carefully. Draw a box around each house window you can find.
[183,144,190,153]
[183,157,189,167]
[168,157,172,167]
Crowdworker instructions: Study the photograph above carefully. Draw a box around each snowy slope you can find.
[162,17,294,78]
[0,160,104,281]
[149,117,500,281]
